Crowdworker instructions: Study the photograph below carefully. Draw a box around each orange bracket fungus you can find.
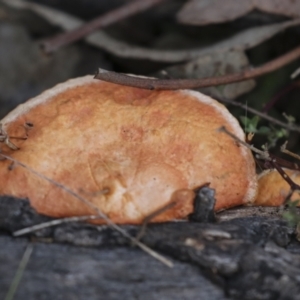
[255,169,300,206]
[0,76,257,224]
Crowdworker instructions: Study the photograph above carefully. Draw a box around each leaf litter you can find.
[177,0,300,25]
[4,0,300,63]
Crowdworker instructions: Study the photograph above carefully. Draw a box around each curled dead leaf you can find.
[162,50,255,100]
[177,0,300,25]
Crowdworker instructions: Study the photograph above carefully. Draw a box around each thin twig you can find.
[135,201,177,241]
[291,66,300,79]
[281,141,300,161]
[278,142,300,204]
[95,45,300,90]
[13,215,102,237]
[267,158,300,206]
[269,160,300,193]
[218,126,270,160]
[218,97,300,133]
[220,126,300,206]
[0,153,173,267]
[41,0,167,53]
[262,82,298,113]
[4,244,33,300]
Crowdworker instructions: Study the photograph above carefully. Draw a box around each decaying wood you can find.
[1,196,300,300]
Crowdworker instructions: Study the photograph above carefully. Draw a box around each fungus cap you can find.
[0,75,257,224]
[255,169,300,206]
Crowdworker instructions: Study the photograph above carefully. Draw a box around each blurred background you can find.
[0,0,300,158]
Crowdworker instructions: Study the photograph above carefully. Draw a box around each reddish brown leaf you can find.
[177,0,300,25]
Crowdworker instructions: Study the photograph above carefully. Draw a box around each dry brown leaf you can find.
[4,0,300,62]
[178,0,300,25]
[259,0,300,19]
[162,51,255,100]
[0,76,257,224]
[177,0,252,25]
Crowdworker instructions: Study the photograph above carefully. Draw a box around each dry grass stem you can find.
[220,127,300,206]
[13,215,102,237]
[291,67,300,79]
[281,141,300,160]
[135,201,177,241]
[4,244,33,300]
[218,126,270,160]
[219,98,300,134]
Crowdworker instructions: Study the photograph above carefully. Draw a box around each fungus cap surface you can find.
[0,76,257,224]
[255,169,300,206]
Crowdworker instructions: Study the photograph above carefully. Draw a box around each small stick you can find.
[281,141,300,161]
[41,0,167,53]
[0,123,19,150]
[262,83,298,113]
[220,126,300,206]
[0,153,173,267]
[218,97,300,134]
[268,159,300,192]
[135,201,177,241]
[95,45,300,90]
[218,126,271,160]
[279,141,300,204]
[291,66,300,79]
[13,215,101,237]
[268,159,300,205]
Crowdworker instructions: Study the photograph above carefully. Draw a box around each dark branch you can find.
[41,0,167,53]
[95,45,300,90]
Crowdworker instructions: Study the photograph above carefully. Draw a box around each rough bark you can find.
[1,196,300,300]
